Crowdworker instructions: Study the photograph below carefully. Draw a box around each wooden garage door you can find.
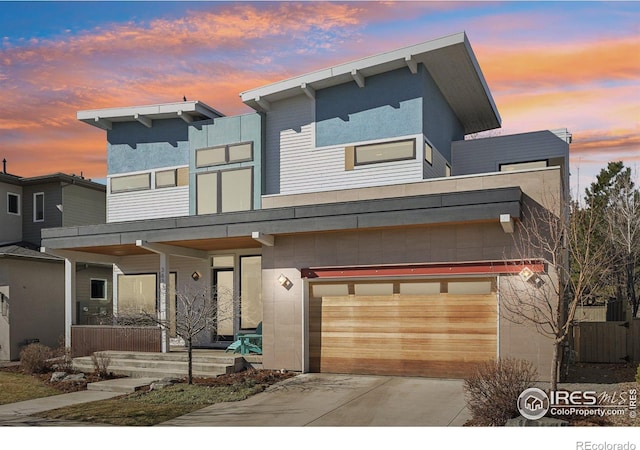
[309,280,497,378]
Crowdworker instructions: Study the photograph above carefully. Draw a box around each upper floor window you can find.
[155,167,189,189]
[354,139,415,166]
[111,173,151,193]
[500,160,548,172]
[197,168,253,215]
[445,164,451,177]
[33,192,44,222]
[196,142,253,168]
[7,193,20,215]
[424,141,433,165]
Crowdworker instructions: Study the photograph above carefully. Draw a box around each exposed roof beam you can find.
[41,248,119,264]
[255,96,271,111]
[405,55,418,74]
[94,117,112,130]
[134,114,152,128]
[351,69,365,88]
[135,240,208,260]
[177,110,194,123]
[301,83,315,100]
[500,214,515,233]
[252,231,274,247]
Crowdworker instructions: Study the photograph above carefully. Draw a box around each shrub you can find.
[636,364,640,384]
[91,351,112,378]
[463,358,538,426]
[19,343,54,374]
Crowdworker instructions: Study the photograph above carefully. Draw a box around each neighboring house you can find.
[41,32,570,380]
[0,168,107,360]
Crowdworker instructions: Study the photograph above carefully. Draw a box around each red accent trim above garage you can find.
[301,260,545,279]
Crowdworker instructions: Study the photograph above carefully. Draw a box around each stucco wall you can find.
[107,118,191,175]
[5,258,64,360]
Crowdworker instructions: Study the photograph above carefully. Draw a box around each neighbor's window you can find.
[90,279,107,300]
[1,292,8,317]
[196,142,254,168]
[197,168,253,215]
[110,173,151,193]
[500,160,548,172]
[33,192,44,222]
[354,139,415,166]
[7,193,20,215]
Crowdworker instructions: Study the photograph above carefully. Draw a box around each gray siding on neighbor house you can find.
[62,184,106,227]
[21,182,63,246]
[451,130,569,177]
[0,181,23,244]
[107,118,191,175]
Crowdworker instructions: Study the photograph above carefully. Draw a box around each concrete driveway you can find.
[160,373,471,426]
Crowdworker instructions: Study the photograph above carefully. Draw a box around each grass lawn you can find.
[0,371,62,405]
[35,370,294,426]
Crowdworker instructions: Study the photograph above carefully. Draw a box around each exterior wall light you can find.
[278,274,293,290]
[191,271,201,281]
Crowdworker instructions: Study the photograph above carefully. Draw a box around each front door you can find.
[212,268,235,342]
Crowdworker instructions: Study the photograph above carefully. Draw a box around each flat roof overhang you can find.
[77,100,224,131]
[41,187,521,261]
[240,32,501,134]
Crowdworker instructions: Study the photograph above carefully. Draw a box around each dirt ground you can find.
[564,362,637,384]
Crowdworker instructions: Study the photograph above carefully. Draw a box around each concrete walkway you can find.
[160,374,471,427]
[0,373,470,427]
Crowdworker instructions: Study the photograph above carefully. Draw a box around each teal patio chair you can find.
[225,322,262,355]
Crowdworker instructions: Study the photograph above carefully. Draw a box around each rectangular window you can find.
[221,168,252,213]
[500,160,548,172]
[7,193,20,215]
[0,292,8,317]
[354,139,415,166]
[110,173,151,193]
[445,163,451,177]
[196,142,254,168]
[117,274,157,315]
[240,256,262,329]
[196,172,218,215]
[228,143,253,163]
[424,141,433,165]
[33,192,44,222]
[90,279,107,300]
[196,146,226,168]
[155,169,177,188]
[197,168,253,215]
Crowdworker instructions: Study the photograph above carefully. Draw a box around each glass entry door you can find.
[212,268,235,342]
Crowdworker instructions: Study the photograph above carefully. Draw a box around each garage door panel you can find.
[309,285,497,378]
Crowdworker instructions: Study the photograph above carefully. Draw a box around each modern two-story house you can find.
[0,166,107,360]
[41,32,570,379]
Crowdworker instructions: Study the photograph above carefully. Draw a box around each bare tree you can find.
[605,171,640,318]
[500,195,611,391]
[118,284,238,384]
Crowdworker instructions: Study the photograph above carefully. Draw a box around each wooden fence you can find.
[71,325,162,357]
[573,320,640,363]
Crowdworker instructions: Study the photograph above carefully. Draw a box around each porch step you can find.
[72,350,248,379]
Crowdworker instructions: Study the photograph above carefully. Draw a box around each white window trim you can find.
[90,278,108,300]
[7,192,20,216]
[33,192,44,222]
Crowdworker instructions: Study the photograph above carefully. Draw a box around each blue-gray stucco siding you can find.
[107,118,190,175]
[315,65,463,163]
[189,113,264,214]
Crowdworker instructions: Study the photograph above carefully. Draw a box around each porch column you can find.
[159,252,169,353]
[64,258,76,349]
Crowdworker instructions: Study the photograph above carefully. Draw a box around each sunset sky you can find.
[0,1,638,198]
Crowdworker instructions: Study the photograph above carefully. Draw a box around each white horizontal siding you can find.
[107,186,189,223]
